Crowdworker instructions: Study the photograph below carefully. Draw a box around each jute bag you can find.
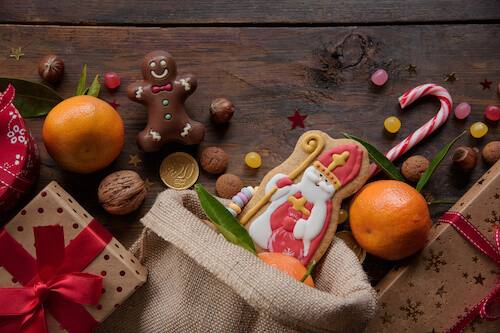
[97,190,377,333]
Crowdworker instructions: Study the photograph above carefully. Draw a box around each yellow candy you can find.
[384,116,401,133]
[229,202,241,214]
[245,152,261,168]
[338,209,348,224]
[470,122,488,138]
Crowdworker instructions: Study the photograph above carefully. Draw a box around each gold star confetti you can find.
[144,178,153,191]
[380,312,393,324]
[10,47,24,61]
[435,285,447,297]
[406,64,418,75]
[473,273,486,285]
[445,73,458,84]
[128,154,142,167]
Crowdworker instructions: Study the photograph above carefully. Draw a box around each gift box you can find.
[0,84,40,214]
[0,181,148,332]
[365,160,500,333]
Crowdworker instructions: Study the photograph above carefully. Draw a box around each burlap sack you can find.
[97,190,377,333]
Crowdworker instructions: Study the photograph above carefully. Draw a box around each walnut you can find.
[401,155,430,182]
[200,147,228,174]
[98,170,147,215]
[216,174,243,199]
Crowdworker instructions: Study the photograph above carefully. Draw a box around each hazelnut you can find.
[482,141,500,165]
[98,170,147,215]
[452,147,477,172]
[200,147,228,174]
[401,155,430,182]
[216,174,243,199]
[38,55,65,83]
[210,98,234,124]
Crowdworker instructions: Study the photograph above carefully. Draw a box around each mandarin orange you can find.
[43,95,124,174]
[349,180,431,261]
[258,252,314,288]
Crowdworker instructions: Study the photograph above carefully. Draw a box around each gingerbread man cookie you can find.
[239,131,370,267]
[127,51,204,152]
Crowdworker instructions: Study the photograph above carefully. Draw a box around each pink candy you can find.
[105,72,120,89]
[454,102,471,119]
[371,69,388,86]
[485,105,500,121]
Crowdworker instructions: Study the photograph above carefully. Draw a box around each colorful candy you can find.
[384,116,401,133]
[227,186,257,217]
[370,84,452,178]
[338,209,348,224]
[371,69,388,86]
[105,72,120,89]
[245,152,261,168]
[454,102,471,119]
[485,105,500,121]
[470,122,488,138]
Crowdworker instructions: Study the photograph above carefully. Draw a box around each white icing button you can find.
[232,196,244,207]
[241,187,252,199]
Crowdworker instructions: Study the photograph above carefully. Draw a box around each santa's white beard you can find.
[299,166,335,204]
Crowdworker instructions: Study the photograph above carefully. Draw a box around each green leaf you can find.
[76,65,87,95]
[341,132,404,182]
[195,184,258,255]
[82,88,89,95]
[87,75,100,97]
[0,78,64,118]
[416,131,466,192]
[427,201,456,206]
[300,260,316,282]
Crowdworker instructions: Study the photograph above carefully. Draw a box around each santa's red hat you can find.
[313,144,363,190]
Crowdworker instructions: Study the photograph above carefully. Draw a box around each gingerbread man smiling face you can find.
[127,50,204,152]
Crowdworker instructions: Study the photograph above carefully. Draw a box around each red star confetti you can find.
[480,78,492,90]
[287,109,307,129]
[108,100,120,110]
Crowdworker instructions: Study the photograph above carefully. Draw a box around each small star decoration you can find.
[144,178,153,191]
[445,73,458,84]
[128,154,142,167]
[473,273,486,285]
[435,285,447,297]
[10,47,24,61]
[379,312,393,324]
[287,109,307,129]
[480,78,492,90]
[406,64,418,75]
[108,100,121,110]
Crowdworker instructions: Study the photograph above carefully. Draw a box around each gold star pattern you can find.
[406,64,418,75]
[463,272,469,279]
[494,193,500,200]
[144,178,153,191]
[445,73,458,84]
[473,273,486,285]
[435,285,447,297]
[380,312,393,324]
[435,302,442,308]
[128,154,142,167]
[472,256,479,263]
[10,47,24,60]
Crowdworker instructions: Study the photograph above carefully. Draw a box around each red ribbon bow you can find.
[0,220,112,333]
[151,83,172,93]
[438,211,500,333]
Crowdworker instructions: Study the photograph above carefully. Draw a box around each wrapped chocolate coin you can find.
[335,230,366,263]
[160,152,199,190]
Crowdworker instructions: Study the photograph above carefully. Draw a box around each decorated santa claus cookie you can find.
[239,131,370,266]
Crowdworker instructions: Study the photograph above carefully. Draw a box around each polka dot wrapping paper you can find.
[0,181,148,332]
[365,160,500,333]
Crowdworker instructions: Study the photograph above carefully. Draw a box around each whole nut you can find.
[98,170,147,215]
[482,141,500,165]
[200,147,228,174]
[452,147,477,172]
[401,155,430,182]
[38,55,65,83]
[210,98,234,124]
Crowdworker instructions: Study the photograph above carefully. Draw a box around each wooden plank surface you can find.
[1,0,499,25]
[1,24,499,280]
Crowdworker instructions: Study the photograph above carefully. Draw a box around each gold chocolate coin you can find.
[335,230,366,263]
[160,152,199,190]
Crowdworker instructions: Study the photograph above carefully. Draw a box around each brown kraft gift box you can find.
[0,181,148,332]
[365,160,500,333]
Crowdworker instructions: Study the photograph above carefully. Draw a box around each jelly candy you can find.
[470,122,488,138]
[454,102,471,119]
[338,209,348,224]
[371,69,388,86]
[485,105,500,121]
[105,72,120,89]
[384,116,401,133]
[245,152,261,168]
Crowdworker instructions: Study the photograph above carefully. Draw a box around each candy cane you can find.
[369,83,452,177]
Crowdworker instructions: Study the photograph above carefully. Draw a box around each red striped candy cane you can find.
[369,83,452,177]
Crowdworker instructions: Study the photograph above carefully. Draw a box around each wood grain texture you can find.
[0,25,499,280]
[1,1,499,25]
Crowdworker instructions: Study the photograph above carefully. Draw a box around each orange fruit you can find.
[43,95,124,174]
[258,252,314,288]
[349,180,431,261]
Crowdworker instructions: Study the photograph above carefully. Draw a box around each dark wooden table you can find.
[1,1,499,281]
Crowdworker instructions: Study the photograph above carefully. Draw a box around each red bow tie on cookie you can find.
[152,83,173,93]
